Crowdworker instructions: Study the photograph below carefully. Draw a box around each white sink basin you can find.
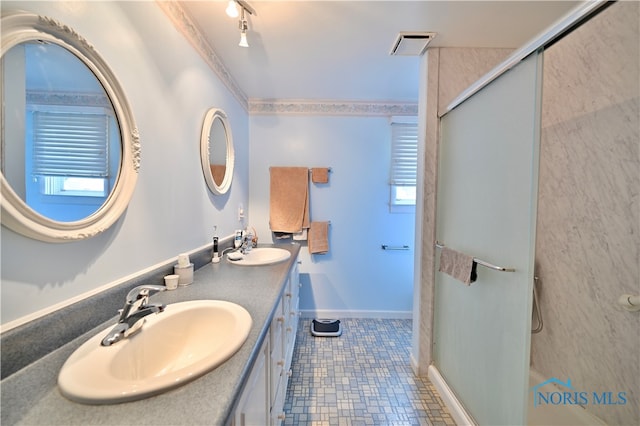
[58,300,252,404]
[228,247,291,266]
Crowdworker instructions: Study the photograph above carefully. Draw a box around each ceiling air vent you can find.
[390,32,437,56]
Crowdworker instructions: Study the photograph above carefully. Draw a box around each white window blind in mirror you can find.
[32,111,110,178]
[31,110,111,199]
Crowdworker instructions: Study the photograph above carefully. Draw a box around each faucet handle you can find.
[125,284,166,304]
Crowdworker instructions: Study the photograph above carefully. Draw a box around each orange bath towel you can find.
[209,164,226,184]
[269,167,309,233]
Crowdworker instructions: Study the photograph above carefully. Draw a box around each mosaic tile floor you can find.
[284,318,455,426]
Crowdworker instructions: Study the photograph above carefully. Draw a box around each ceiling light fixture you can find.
[226,1,256,48]
[239,32,249,48]
[238,8,249,47]
[225,1,239,18]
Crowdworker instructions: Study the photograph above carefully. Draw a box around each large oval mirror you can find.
[200,108,234,195]
[0,11,139,242]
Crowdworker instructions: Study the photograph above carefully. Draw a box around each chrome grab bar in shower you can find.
[435,242,516,272]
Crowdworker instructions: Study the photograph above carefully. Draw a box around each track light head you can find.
[226,1,255,48]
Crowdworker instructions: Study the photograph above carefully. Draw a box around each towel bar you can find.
[435,242,515,272]
[308,167,332,172]
[381,244,410,251]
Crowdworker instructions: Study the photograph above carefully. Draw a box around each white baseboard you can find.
[410,353,419,376]
[299,309,412,319]
[428,364,476,426]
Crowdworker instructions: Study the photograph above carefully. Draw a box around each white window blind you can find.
[390,122,418,187]
[32,111,109,177]
[389,120,418,211]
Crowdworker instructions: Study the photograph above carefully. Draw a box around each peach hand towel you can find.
[311,167,330,184]
[269,167,309,233]
[309,221,330,254]
[438,247,477,285]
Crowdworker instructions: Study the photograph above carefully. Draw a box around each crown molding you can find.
[249,99,418,116]
[156,1,249,110]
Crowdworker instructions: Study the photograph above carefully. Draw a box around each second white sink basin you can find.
[228,247,291,266]
[58,300,252,404]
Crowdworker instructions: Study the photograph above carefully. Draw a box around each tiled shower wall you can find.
[531,2,639,424]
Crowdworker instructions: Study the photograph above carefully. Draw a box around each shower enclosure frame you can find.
[427,1,614,424]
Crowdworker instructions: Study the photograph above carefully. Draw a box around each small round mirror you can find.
[200,108,234,195]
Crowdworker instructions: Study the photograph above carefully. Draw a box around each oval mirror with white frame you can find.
[0,11,140,242]
[200,108,234,195]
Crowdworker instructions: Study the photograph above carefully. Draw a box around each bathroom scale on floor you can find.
[311,319,342,337]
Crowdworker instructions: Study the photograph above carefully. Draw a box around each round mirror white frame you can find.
[0,11,140,242]
[200,108,234,195]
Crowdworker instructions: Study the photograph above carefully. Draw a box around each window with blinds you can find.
[390,120,418,211]
[32,110,110,197]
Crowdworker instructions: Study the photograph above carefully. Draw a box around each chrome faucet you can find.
[241,229,256,254]
[241,233,251,254]
[101,284,166,346]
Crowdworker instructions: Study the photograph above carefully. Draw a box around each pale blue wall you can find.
[249,114,415,317]
[0,1,249,324]
[1,1,415,325]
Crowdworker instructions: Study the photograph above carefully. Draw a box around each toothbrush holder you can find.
[174,263,194,286]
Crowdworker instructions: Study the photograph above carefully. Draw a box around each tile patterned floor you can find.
[284,318,455,426]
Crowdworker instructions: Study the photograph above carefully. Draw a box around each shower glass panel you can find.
[433,52,542,425]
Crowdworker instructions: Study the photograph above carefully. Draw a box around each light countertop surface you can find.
[0,243,300,426]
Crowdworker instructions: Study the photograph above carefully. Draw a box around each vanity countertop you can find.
[0,243,301,426]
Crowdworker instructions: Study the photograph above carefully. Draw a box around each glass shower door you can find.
[433,52,542,425]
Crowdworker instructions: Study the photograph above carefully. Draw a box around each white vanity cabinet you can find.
[270,258,300,424]
[232,255,300,426]
[269,297,286,423]
[234,337,269,425]
[283,259,300,379]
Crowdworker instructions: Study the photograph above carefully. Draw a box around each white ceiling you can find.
[181,1,580,102]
